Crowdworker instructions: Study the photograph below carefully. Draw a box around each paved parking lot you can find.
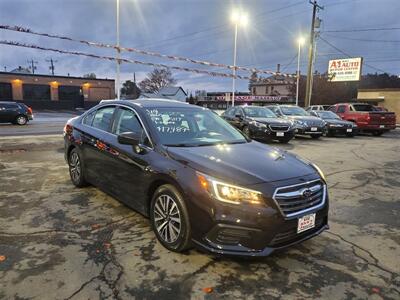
[0,131,399,299]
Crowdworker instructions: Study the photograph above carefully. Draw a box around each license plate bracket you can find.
[297,213,316,233]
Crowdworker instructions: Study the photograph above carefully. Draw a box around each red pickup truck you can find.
[329,103,396,136]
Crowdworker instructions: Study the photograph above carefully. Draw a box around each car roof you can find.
[99,98,194,109]
[0,101,18,104]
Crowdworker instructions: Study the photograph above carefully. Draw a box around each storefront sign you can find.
[215,95,284,102]
[328,57,363,82]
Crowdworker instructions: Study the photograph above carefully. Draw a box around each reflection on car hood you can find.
[167,141,315,186]
[250,117,291,125]
[324,118,353,125]
[285,115,325,125]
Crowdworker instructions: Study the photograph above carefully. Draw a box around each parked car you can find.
[0,101,33,125]
[310,110,357,137]
[329,103,396,136]
[267,105,326,139]
[306,105,331,111]
[221,105,295,143]
[64,99,329,257]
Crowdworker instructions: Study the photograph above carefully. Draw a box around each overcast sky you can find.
[0,0,399,93]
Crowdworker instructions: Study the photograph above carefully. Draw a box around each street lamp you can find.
[230,10,248,107]
[296,37,305,106]
[116,0,121,100]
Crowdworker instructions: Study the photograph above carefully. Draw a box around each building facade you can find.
[357,88,400,117]
[0,72,115,109]
[249,74,296,101]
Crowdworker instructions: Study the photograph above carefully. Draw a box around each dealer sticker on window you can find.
[297,213,316,233]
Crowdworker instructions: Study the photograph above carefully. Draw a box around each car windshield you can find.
[145,107,247,147]
[317,111,341,119]
[243,107,277,118]
[281,106,310,116]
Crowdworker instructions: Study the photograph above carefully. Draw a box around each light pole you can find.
[296,37,305,106]
[230,10,248,107]
[116,0,121,100]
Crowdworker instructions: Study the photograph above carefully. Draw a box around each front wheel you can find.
[150,184,192,253]
[68,148,88,187]
[15,115,28,125]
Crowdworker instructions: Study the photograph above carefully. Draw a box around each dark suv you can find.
[0,101,33,125]
[64,99,329,257]
[222,105,295,143]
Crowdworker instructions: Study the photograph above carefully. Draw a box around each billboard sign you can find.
[328,57,363,82]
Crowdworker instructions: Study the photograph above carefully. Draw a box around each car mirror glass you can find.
[117,131,141,146]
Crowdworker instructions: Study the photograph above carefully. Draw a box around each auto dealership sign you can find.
[328,57,363,82]
[216,95,286,102]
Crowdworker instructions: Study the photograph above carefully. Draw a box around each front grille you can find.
[269,124,290,132]
[273,180,326,217]
[269,216,326,247]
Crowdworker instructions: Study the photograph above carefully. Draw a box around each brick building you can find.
[0,72,115,109]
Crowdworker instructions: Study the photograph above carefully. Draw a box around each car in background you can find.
[310,110,357,137]
[329,103,396,136]
[64,99,329,257]
[0,101,33,125]
[222,105,295,143]
[306,105,331,111]
[267,105,326,139]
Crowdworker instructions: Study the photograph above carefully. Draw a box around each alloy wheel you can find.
[153,194,181,243]
[69,152,81,183]
[17,116,27,125]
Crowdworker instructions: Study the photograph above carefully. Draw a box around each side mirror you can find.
[235,114,243,119]
[118,131,141,146]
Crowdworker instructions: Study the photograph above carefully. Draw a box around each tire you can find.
[150,184,192,252]
[311,134,321,139]
[68,148,88,187]
[15,115,28,125]
[242,126,251,138]
[372,131,383,136]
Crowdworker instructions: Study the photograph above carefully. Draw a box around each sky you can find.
[0,0,399,94]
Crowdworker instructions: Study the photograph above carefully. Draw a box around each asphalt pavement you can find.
[0,130,399,299]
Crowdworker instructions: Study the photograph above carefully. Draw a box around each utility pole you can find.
[27,59,38,74]
[46,58,57,75]
[304,0,323,108]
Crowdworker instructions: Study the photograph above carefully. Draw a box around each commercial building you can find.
[357,88,400,117]
[0,72,115,109]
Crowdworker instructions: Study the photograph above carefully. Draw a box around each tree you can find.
[120,80,141,99]
[83,73,96,79]
[138,68,177,93]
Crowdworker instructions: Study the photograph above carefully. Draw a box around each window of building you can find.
[0,82,12,100]
[92,106,115,132]
[22,84,50,100]
[59,86,81,101]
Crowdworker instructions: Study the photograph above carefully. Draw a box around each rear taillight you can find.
[64,124,73,135]
[27,106,33,114]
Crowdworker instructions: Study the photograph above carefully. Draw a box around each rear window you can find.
[92,106,115,132]
[352,104,374,112]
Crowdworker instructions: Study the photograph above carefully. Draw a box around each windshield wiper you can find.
[164,143,196,147]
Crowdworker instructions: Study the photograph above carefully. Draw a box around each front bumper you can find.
[251,126,295,141]
[187,174,329,257]
[295,126,325,135]
[327,126,358,135]
[357,124,396,131]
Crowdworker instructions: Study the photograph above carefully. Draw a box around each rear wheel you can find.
[15,115,28,125]
[150,184,192,252]
[372,131,384,136]
[68,148,88,187]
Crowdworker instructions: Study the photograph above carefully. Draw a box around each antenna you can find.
[27,59,38,74]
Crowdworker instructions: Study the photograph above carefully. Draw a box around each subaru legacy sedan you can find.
[64,99,329,256]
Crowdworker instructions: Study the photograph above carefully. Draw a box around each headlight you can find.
[249,121,267,128]
[311,163,326,182]
[295,120,307,127]
[197,173,262,205]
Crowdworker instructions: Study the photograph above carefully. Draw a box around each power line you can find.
[323,27,400,33]
[323,33,400,43]
[318,36,389,74]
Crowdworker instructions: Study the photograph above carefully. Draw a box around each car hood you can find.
[325,118,353,125]
[166,141,315,186]
[249,117,291,125]
[285,115,325,125]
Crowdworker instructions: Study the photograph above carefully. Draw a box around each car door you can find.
[0,103,8,122]
[107,106,153,212]
[0,103,17,123]
[80,105,118,193]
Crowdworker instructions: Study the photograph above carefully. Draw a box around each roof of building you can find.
[158,86,187,96]
[0,71,115,82]
[100,98,193,108]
